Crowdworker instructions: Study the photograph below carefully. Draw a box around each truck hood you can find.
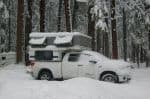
[97,59,131,69]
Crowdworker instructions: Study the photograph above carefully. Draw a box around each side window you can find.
[68,53,80,62]
[79,54,92,62]
[35,51,53,61]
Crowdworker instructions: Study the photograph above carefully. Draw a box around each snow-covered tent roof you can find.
[29,32,92,49]
[76,0,88,2]
[54,35,73,45]
[29,37,46,45]
[30,32,91,39]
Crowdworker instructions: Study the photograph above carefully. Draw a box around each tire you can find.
[101,73,118,83]
[38,70,52,81]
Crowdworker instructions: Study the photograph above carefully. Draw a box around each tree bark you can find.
[64,0,72,32]
[8,0,11,51]
[104,33,109,57]
[136,45,140,68]
[149,30,150,50]
[111,0,118,59]
[40,0,45,32]
[16,0,24,63]
[88,5,95,50]
[25,0,32,66]
[57,0,63,32]
[96,29,101,53]
[27,0,32,33]
[123,8,127,61]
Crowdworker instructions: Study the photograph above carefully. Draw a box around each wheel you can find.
[101,73,118,83]
[38,70,52,80]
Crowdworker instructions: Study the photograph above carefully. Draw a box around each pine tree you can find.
[16,0,24,63]
[57,0,63,32]
[88,1,95,50]
[64,0,72,32]
[40,0,45,32]
[111,0,118,59]
[25,0,33,65]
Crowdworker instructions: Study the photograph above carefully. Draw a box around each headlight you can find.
[120,65,133,69]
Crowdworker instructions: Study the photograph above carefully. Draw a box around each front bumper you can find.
[118,75,131,82]
[26,67,36,78]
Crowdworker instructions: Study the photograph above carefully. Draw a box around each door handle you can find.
[78,64,83,67]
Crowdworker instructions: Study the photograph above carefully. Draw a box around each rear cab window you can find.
[35,51,53,61]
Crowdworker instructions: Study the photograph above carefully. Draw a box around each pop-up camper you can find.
[29,32,91,49]
[29,32,92,61]
[28,32,131,83]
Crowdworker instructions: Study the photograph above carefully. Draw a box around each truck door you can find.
[78,54,96,78]
[62,53,80,79]
[62,53,96,79]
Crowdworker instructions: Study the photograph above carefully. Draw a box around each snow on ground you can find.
[146,0,150,5]
[0,64,150,99]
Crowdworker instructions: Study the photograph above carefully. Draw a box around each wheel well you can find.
[38,68,53,79]
[100,71,117,80]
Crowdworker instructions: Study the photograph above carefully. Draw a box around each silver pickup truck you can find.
[30,50,131,83]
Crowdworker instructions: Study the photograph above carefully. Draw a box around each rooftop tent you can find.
[76,0,88,2]
[29,37,46,45]
[54,35,73,46]
[72,35,91,48]
[29,32,91,48]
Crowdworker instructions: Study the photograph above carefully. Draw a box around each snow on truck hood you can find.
[100,59,131,69]
[82,51,131,68]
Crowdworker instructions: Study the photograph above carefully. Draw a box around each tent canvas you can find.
[29,32,91,49]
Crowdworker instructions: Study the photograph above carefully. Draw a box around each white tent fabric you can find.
[29,37,46,45]
[54,35,73,45]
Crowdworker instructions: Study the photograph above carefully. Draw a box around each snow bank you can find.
[0,52,16,67]
[146,0,150,5]
[0,64,150,99]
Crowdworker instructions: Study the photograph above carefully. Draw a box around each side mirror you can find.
[89,60,97,64]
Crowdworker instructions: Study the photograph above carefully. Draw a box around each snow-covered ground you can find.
[0,64,150,99]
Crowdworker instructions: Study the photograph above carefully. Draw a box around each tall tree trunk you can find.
[64,0,72,32]
[27,0,32,33]
[132,42,136,63]
[72,0,77,29]
[25,0,32,66]
[8,0,11,51]
[149,30,150,50]
[40,0,45,32]
[123,8,127,61]
[140,47,144,63]
[57,0,63,32]
[96,30,101,53]
[88,5,95,50]
[136,45,140,68]
[104,33,109,57]
[111,0,118,59]
[16,0,24,63]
